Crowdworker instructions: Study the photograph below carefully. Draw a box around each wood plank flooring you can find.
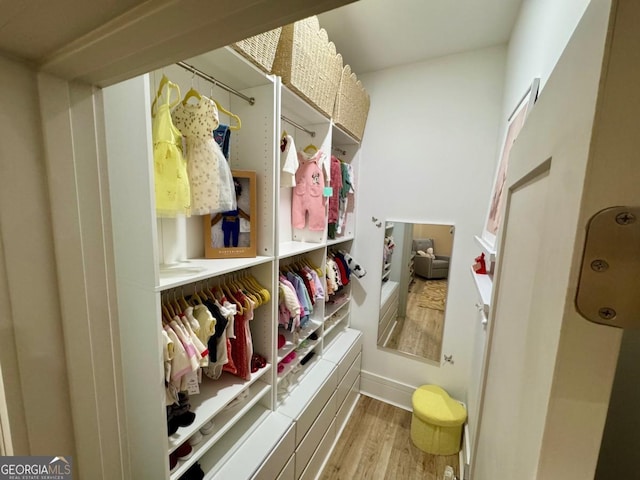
[321,396,459,480]
[384,277,445,361]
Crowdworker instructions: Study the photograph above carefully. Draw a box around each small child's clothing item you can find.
[213,124,231,160]
[172,96,236,215]
[151,80,191,217]
[328,155,343,231]
[292,150,326,231]
[280,134,298,188]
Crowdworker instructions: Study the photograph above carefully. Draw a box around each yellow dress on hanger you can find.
[151,77,191,217]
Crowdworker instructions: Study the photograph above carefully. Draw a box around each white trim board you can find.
[359,370,415,411]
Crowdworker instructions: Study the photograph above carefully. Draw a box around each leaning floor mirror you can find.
[379,221,454,362]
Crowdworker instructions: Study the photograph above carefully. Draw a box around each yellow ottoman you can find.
[411,385,467,455]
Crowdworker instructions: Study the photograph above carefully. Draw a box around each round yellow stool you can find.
[410,385,467,455]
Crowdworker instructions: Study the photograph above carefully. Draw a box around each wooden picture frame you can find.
[204,170,257,259]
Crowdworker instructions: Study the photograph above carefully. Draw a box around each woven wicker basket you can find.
[272,16,343,117]
[333,65,370,141]
[232,28,282,73]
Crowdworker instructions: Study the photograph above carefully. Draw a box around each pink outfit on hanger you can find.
[328,155,343,224]
[292,150,326,231]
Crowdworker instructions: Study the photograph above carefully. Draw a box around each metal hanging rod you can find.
[332,146,347,156]
[281,115,315,137]
[176,61,255,106]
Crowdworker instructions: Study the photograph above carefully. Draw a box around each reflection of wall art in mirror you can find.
[203,170,257,259]
[378,221,454,362]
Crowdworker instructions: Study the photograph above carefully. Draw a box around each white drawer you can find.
[336,375,360,435]
[295,368,338,444]
[335,353,361,409]
[252,423,295,480]
[275,454,295,480]
[299,418,337,480]
[295,392,338,478]
[336,336,362,380]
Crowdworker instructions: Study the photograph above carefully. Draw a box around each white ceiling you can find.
[318,0,524,74]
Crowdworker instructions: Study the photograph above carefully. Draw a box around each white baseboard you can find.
[359,370,415,411]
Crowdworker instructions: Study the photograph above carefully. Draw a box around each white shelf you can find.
[281,85,329,125]
[324,309,350,338]
[473,235,497,264]
[324,295,351,320]
[326,234,355,247]
[331,122,359,145]
[323,329,362,365]
[170,381,271,479]
[278,359,336,420]
[277,319,322,362]
[277,340,320,382]
[470,266,492,314]
[382,270,391,281]
[385,223,395,231]
[278,241,325,259]
[168,365,272,452]
[157,256,273,291]
[202,408,293,480]
[186,47,274,91]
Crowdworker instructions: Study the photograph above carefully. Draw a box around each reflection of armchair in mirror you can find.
[378,222,454,362]
[412,238,450,279]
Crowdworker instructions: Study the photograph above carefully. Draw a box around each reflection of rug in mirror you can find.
[418,279,448,311]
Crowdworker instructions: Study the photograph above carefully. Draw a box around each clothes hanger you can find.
[182,87,202,105]
[151,75,181,115]
[178,287,190,311]
[212,99,242,130]
[303,144,318,155]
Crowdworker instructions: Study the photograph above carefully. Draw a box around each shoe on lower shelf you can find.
[199,420,215,436]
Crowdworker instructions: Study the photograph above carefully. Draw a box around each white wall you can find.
[352,45,506,403]
[501,0,591,120]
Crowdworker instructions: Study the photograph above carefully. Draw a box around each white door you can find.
[472,1,640,478]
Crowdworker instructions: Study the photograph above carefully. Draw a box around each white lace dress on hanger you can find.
[172,96,236,215]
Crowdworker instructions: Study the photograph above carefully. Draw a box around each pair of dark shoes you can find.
[168,392,196,435]
[179,462,204,480]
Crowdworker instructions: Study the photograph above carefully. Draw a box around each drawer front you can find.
[275,454,295,480]
[299,419,337,480]
[336,353,361,409]
[378,299,398,342]
[295,393,338,478]
[337,336,362,380]
[335,375,360,435]
[381,288,399,317]
[253,424,295,480]
[295,368,338,443]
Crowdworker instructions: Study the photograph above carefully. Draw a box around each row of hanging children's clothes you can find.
[278,259,325,334]
[152,74,243,218]
[280,133,355,236]
[326,250,367,296]
[162,273,269,437]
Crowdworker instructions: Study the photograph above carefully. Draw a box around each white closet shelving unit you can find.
[104,46,363,480]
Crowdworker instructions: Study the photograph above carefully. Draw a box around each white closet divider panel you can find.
[230,82,278,257]
[104,75,169,480]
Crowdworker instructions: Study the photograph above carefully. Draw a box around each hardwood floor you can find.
[384,277,445,361]
[321,396,459,480]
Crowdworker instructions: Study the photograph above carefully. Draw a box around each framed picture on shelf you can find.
[204,170,257,259]
[483,77,540,247]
